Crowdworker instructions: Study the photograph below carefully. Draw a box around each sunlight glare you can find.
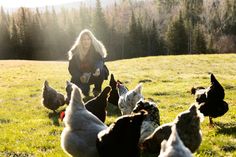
[0,0,82,8]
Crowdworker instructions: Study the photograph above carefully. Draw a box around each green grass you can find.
[0,54,236,157]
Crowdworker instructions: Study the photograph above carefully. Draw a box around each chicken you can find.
[61,84,107,157]
[132,100,160,143]
[62,83,111,122]
[191,73,229,125]
[158,125,192,157]
[142,104,203,155]
[96,111,147,157]
[85,86,111,123]
[107,74,123,106]
[65,81,73,105]
[41,80,65,112]
[117,83,144,115]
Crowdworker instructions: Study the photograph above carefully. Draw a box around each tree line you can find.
[0,0,236,60]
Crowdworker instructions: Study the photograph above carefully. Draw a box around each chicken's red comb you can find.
[116,82,120,88]
[60,111,65,121]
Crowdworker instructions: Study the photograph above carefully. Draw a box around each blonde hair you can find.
[68,29,107,60]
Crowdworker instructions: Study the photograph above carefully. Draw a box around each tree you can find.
[0,7,11,59]
[192,25,207,53]
[93,0,108,43]
[182,0,204,54]
[223,0,236,35]
[148,20,159,56]
[166,11,188,54]
[128,11,145,58]
[10,18,20,58]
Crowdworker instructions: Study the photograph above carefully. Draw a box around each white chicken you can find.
[61,84,107,157]
[159,125,192,157]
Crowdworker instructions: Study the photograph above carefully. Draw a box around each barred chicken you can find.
[142,105,203,155]
[117,83,144,115]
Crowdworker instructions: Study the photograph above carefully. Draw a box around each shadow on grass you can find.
[1,151,34,157]
[139,79,152,83]
[153,92,171,96]
[221,145,236,152]
[215,122,236,138]
[0,118,11,124]
[224,84,235,90]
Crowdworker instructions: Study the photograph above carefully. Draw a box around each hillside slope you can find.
[0,54,235,156]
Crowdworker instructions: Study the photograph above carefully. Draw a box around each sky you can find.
[0,0,83,8]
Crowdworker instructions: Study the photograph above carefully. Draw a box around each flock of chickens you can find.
[41,73,229,157]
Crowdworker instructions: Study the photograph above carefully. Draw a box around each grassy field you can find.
[0,54,236,157]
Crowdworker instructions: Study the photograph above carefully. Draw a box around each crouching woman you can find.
[68,29,109,97]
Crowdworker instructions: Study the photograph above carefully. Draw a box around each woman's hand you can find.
[93,68,100,76]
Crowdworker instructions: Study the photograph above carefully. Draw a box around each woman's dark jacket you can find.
[68,47,109,83]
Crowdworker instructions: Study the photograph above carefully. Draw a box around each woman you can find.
[68,29,109,97]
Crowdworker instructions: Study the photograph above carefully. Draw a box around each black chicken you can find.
[96,111,147,157]
[191,73,229,125]
[107,74,124,106]
[85,86,111,123]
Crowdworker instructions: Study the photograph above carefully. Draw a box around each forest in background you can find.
[0,0,236,60]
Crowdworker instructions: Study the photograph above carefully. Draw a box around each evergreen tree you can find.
[183,0,204,54]
[148,20,159,56]
[29,11,44,59]
[10,18,20,58]
[166,11,188,54]
[17,7,28,58]
[129,11,149,58]
[0,7,11,59]
[223,0,236,35]
[93,0,108,43]
[192,25,207,53]
[128,11,139,58]
[79,3,92,30]
[183,0,203,27]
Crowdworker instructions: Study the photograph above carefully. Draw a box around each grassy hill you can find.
[0,54,235,156]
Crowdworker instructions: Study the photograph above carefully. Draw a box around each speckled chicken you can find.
[117,83,144,115]
[96,111,147,157]
[191,73,229,125]
[132,100,160,143]
[158,125,192,157]
[41,80,65,112]
[142,104,203,155]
